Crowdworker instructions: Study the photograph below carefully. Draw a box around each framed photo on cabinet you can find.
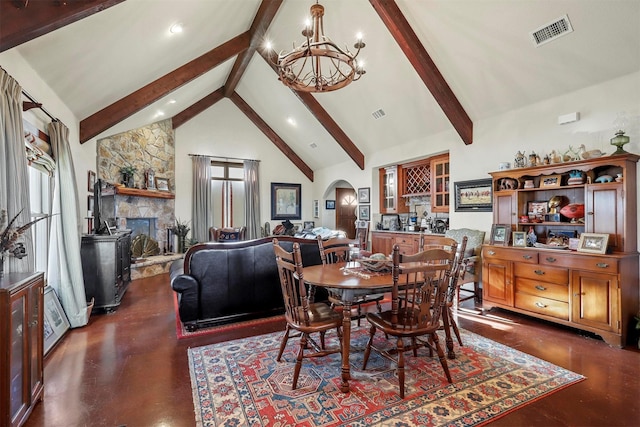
[512,231,526,247]
[577,233,609,254]
[490,224,510,246]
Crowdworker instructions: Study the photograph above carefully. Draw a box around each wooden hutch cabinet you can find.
[1,272,44,427]
[482,153,639,347]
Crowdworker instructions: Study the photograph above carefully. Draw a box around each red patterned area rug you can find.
[188,326,584,426]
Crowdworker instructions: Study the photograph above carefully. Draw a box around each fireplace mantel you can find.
[115,186,175,199]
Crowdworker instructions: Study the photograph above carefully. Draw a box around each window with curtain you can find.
[29,166,52,273]
[211,161,244,228]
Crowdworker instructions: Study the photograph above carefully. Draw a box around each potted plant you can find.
[171,218,191,253]
[119,165,137,188]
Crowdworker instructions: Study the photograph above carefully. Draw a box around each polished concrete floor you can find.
[25,274,640,427]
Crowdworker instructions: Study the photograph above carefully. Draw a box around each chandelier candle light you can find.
[272,2,365,92]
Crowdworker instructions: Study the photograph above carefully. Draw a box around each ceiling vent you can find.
[530,15,573,47]
[372,109,386,120]
[309,142,318,149]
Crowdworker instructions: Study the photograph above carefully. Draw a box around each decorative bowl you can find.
[360,254,392,272]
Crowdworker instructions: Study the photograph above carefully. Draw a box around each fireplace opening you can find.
[126,218,157,241]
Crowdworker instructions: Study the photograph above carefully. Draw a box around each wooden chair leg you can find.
[431,332,452,383]
[397,336,406,399]
[449,306,463,347]
[362,325,376,369]
[292,334,307,390]
[277,324,291,362]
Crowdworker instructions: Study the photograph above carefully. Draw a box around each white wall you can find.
[3,46,638,249]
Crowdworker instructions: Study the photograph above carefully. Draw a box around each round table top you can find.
[302,262,395,290]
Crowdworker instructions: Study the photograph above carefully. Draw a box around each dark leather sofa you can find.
[170,236,325,331]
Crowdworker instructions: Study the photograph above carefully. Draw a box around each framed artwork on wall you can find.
[454,179,493,212]
[326,200,335,210]
[358,205,370,220]
[87,170,96,192]
[357,187,370,204]
[271,182,302,220]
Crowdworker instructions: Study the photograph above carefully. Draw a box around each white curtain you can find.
[0,67,35,273]
[243,160,261,240]
[47,121,88,328]
[191,155,212,243]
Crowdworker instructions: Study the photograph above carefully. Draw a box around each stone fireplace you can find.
[114,192,174,253]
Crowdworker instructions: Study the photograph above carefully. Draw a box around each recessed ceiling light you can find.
[287,117,297,126]
[169,23,183,34]
[168,99,176,104]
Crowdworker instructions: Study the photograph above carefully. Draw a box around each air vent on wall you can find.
[372,109,386,120]
[530,14,573,47]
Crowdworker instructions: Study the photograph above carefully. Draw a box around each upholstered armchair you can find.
[444,228,486,305]
[209,226,246,242]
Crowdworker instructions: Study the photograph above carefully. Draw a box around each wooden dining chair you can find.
[317,236,384,325]
[272,239,343,390]
[362,243,457,398]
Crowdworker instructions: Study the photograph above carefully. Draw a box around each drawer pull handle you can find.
[596,263,609,268]
[535,302,547,308]
[534,270,545,275]
[523,255,532,260]
[546,257,556,262]
[535,285,547,291]
[488,250,496,255]
[574,292,585,297]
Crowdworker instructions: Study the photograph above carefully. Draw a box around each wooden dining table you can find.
[302,261,396,393]
[303,260,458,393]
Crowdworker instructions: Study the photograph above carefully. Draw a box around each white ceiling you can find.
[11,0,640,171]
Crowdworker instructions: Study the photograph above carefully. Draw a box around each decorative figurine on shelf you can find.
[543,154,551,165]
[610,130,631,155]
[514,151,526,168]
[145,168,156,190]
[526,226,537,247]
[550,150,562,164]
[567,170,585,185]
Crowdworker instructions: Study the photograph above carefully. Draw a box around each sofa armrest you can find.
[171,274,198,293]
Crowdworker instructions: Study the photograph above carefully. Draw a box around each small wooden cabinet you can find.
[1,272,44,427]
[371,231,447,256]
[483,153,639,347]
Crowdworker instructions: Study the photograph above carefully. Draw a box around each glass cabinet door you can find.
[10,295,27,422]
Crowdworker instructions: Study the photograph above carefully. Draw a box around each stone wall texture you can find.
[97,119,176,250]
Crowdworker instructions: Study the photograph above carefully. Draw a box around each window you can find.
[29,166,53,273]
[211,161,244,228]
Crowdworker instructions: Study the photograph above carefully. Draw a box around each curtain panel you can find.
[243,160,261,240]
[0,67,35,273]
[191,155,212,243]
[47,121,88,328]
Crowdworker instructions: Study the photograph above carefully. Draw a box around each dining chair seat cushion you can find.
[289,303,343,330]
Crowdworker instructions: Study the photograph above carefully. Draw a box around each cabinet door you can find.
[27,284,43,405]
[585,183,624,252]
[9,292,28,426]
[379,167,397,214]
[431,156,449,213]
[393,234,418,256]
[482,258,513,306]
[571,270,619,333]
[371,233,394,255]
[494,191,517,227]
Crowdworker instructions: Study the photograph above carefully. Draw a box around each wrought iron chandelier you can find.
[274,2,365,93]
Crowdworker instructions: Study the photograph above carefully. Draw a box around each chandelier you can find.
[274,2,365,92]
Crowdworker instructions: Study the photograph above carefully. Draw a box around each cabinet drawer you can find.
[515,293,569,320]
[482,247,538,263]
[514,263,569,284]
[538,252,618,273]
[515,277,568,302]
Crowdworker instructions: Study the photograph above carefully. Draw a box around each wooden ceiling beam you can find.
[260,50,365,170]
[172,87,225,129]
[369,0,473,145]
[0,0,125,53]
[223,0,282,97]
[228,92,314,182]
[80,31,251,143]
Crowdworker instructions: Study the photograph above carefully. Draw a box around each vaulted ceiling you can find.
[2,0,639,180]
